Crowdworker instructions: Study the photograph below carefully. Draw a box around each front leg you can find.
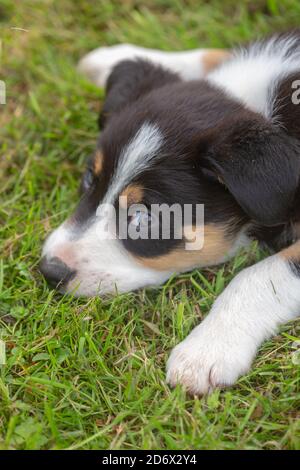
[167,242,300,395]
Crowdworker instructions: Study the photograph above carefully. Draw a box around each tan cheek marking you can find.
[202,49,231,74]
[119,184,144,209]
[94,150,104,175]
[136,224,233,271]
[280,240,300,260]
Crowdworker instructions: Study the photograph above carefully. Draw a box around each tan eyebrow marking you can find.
[93,150,104,175]
[119,184,144,208]
[202,49,231,74]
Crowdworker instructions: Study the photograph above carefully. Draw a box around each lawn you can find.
[0,0,300,450]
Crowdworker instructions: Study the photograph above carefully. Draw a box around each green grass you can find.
[1,0,300,450]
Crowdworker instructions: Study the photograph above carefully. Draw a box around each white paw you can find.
[166,317,256,395]
[166,255,299,395]
[78,44,149,87]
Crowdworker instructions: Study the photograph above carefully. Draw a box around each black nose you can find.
[39,256,76,289]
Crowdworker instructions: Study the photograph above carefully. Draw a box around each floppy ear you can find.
[99,59,180,128]
[199,114,300,226]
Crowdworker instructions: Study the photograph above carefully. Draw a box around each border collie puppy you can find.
[40,32,300,395]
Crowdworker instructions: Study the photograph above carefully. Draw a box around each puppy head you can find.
[40,60,300,296]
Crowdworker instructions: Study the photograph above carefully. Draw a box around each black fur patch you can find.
[99,59,180,128]
[198,114,300,226]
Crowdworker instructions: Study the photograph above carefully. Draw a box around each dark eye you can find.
[81,168,94,192]
[129,209,158,233]
[130,209,151,227]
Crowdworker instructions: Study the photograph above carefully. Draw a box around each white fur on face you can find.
[42,122,171,296]
[167,253,300,395]
[103,122,163,205]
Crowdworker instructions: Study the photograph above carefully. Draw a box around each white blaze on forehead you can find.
[102,122,163,206]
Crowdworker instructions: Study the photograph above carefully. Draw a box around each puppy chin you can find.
[62,276,107,298]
